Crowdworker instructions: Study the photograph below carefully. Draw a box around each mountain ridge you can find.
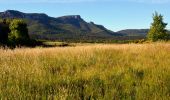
[0,10,124,41]
[2,10,164,41]
[117,29,149,36]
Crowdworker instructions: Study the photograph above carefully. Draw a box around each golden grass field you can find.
[0,43,170,99]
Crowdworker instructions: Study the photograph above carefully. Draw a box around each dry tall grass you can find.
[0,43,170,99]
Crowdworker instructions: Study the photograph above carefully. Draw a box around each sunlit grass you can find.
[0,43,170,99]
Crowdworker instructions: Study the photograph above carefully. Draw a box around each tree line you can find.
[0,12,169,47]
[0,19,31,47]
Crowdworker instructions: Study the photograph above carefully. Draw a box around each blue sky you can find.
[0,0,170,31]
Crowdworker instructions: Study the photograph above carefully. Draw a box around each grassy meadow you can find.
[0,43,170,99]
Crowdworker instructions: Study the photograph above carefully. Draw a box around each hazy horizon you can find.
[0,0,170,31]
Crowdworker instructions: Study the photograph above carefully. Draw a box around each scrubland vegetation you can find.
[0,11,170,100]
[0,43,170,99]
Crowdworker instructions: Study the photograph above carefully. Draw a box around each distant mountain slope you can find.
[0,10,122,40]
[118,29,170,40]
[117,29,149,37]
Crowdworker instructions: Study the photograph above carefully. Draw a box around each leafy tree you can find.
[147,12,169,41]
[8,19,30,45]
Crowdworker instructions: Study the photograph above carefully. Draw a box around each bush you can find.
[8,19,30,46]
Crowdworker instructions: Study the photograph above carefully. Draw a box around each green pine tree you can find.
[147,12,169,41]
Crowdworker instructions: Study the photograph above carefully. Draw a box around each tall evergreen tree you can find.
[147,12,169,41]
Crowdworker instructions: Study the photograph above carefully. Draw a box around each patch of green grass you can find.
[43,41,70,47]
[0,43,170,99]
